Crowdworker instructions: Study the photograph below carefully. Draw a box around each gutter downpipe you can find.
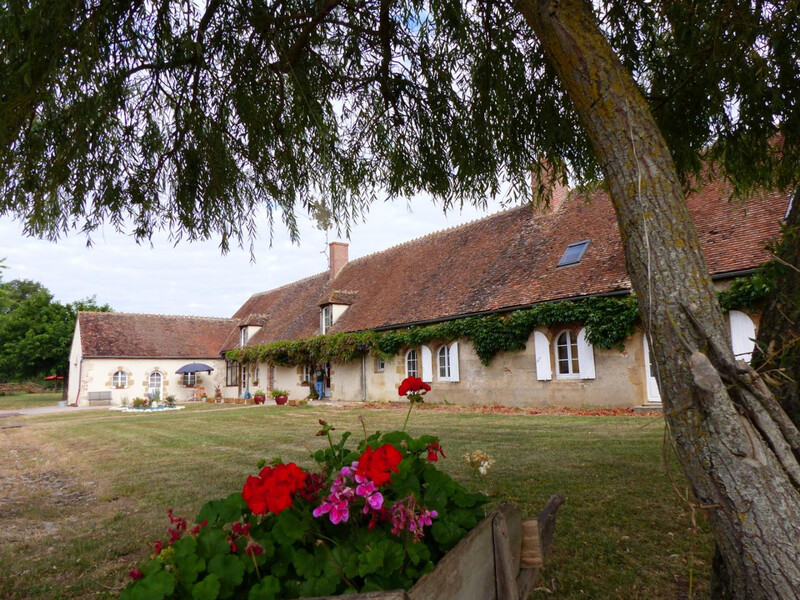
[361,356,367,402]
[72,357,83,407]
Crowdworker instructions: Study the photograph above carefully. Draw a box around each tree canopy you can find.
[1,1,797,249]
[0,272,111,381]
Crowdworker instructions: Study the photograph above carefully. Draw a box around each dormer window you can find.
[557,240,590,267]
[240,327,249,347]
[321,305,333,334]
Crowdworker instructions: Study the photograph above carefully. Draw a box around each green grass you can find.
[0,391,63,410]
[0,404,713,599]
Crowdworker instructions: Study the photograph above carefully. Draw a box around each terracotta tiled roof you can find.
[78,312,237,358]
[234,184,789,345]
[229,273,331,350]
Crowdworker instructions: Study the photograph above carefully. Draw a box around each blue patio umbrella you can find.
[175,362,214,374]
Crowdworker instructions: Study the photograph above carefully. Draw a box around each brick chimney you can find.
[329,242,349,278]
[531,160,569,215]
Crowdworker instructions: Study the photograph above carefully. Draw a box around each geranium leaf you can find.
[272,511,305,546]
[208,553,246,590]
[192,574,221,600]
[196,493,247,525]
[248,576,281,600]
[356,544,385,577]
[431,520,465,550]
[196,528,231,560]
[173,537,206,585]
[125,569,176,600]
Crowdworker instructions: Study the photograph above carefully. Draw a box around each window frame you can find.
[226,361,240,387]
[555,330,581,378]
[182,372,197,387]
[376,356,385,373]
[240,327,249,347]
[321,305,333,334]
[405,349,419,378]
[557,240,590,267]
[148,371,163,399]
[437,345,451,379]
[112,370,128,388]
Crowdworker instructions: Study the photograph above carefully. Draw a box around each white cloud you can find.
[0,194,509,317]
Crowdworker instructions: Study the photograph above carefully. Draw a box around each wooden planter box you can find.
[305,494,564,600]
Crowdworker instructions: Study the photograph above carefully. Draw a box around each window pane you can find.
[406,350,418,377]
[557,240,590,267]
[438,346,450,378]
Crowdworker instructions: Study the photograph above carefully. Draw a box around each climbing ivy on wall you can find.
[227,295,640,367]
[226,275,769,369]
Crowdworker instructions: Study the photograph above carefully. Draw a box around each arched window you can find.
[148,371,163,400]
[436,343,460,381]
[405,349,418,378]
[437,345,451,379]
[112,370,127,388]
[555,331,580,377]
[553,328,596,380]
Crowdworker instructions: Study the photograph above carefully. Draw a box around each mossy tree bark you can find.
[514,0,800,597]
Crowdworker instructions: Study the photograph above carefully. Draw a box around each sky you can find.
[0,195,509,318]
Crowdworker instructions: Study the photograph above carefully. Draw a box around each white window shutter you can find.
[534,331,552,381]
[421,345,433,383]
[729,310,756,363]
[449,342,460,382]
[577,327,596,379]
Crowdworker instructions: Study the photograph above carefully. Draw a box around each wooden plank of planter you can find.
[303,592,409,600]
[409,502,520,600]
[516,494,565,599]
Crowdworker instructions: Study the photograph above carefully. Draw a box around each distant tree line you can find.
[0,259,111,383]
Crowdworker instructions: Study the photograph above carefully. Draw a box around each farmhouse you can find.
[68,179,790,408]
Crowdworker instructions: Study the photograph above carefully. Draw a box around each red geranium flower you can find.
[242,462,308,515]
[357,444,403,486]
[426,441,446,462]
[398,376,431,397]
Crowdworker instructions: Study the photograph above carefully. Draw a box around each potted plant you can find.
[271,388,289,405]
[253,389,266,405]
[214,386,223,402]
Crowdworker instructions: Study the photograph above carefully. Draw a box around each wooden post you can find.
[519,520,543,568]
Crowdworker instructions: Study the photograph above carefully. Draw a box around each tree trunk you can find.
[513,0,800,597]
[752,193,800,428]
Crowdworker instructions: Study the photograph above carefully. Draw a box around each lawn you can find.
[0,391,63,411]
[0,403,713,599]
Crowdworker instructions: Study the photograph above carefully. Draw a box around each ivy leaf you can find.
[247,576,281,600]
[192,574,221,600]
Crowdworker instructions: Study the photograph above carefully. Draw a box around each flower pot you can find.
[274,395,288,405]
[253,394,265,405]
[235,397,245,404]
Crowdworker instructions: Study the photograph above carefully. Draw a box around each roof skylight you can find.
[557,240,590,267]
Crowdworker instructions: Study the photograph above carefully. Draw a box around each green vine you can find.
[717,272,775,312]
[226,276,769,369]
[227,296,640,367]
